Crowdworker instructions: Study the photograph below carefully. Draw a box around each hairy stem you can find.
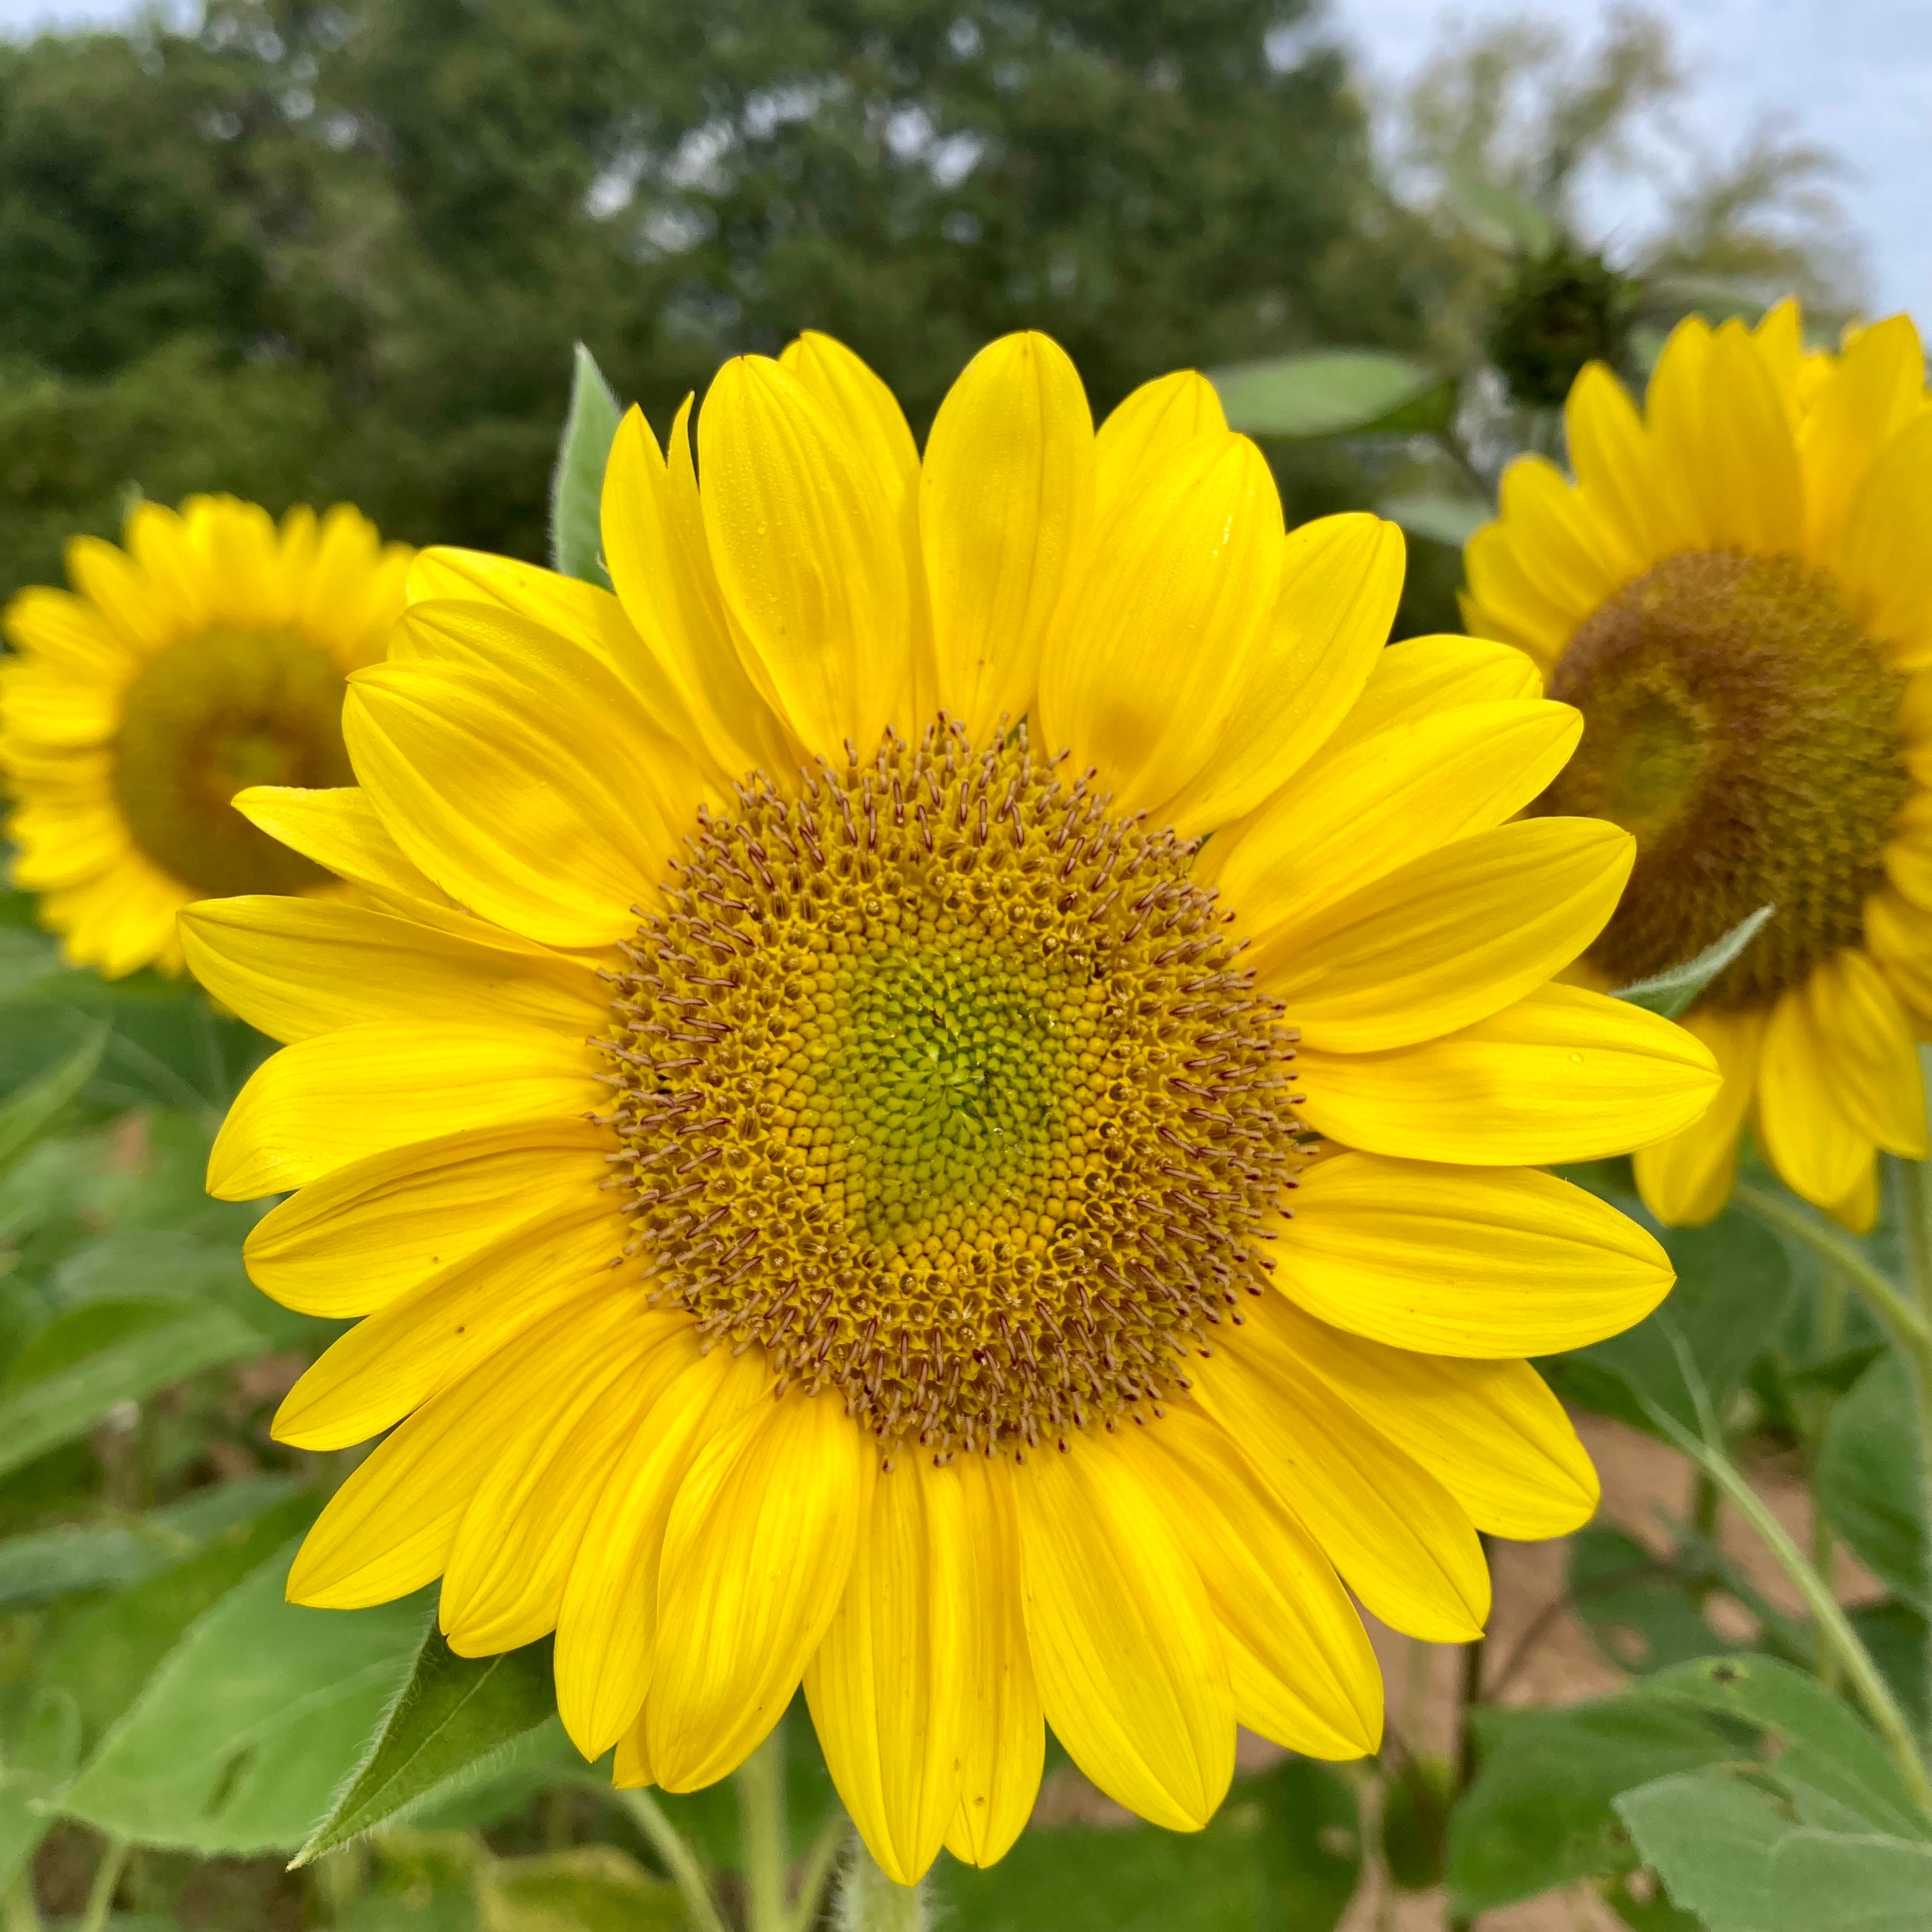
[790,1812,852,1932]
[737,1717,790,1932]
[836,1840,926,1932]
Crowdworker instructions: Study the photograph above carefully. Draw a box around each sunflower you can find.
[0,494,411,977]
[180,332,1717,1883]
[1462,302,1932,1232]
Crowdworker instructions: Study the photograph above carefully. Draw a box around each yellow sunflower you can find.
[1462,302,1932,1232]
[180,332,1717,1883]
[1,494,411,977]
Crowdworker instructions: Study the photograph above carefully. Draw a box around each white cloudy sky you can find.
[3,0,1926,319]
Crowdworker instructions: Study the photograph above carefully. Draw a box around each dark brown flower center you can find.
[1538,552,1909,1007]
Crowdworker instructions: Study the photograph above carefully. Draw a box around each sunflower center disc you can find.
[600,724,1307,1459]
[113,627,351,896]
[1539,551,1909,1006]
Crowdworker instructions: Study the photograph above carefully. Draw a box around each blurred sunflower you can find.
[0,495,411,977]
[180,332,1716,1883]
[1463,302,1932,1230]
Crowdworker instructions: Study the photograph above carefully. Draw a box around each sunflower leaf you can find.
[1610,906,1774,1018]
[0,1022,105,1173]
[550,342,622,589]
[1209,350,1453,440]
[293,1623,564,1867]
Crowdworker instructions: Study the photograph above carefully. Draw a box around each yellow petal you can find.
[613,1715,656,1790]
[286,1294,620,1609]
[1756,987,1878,1211]
[229,785,450,905]
[1264,1297,1598,1540]
[272,1204,624,1450]
[179,896,604,1045]
[697,356,912,760]
[1867,889,1932,1031]
[1272,1151,1672,1357]
[1093,371,1227,525]
[1192,1331,1488,1642]
[648,1390,875,1788]
[1632,1006,1765,1227]
[806,1460,972,1885]
[2,585,139,680]
[1252,818,1634,1050]
[1199,699,1581,930]
[8,795,131,891]
[555,1343,770,1759]
[1128,1408,1381,1758]
[1038,433,1284,820]
[921,332,1096,745]
[244,1121,614,1318]
[1493,456,1635,625]
[441,1318,691,1656]
[1563,362,1667,569]
[1802,314,1928,565]
[63,533,176,653]
[1157,514,1406,835]
[1460,523,1577,665]
[1698,319,1804,554]
[601,403,797,781]
[208,1019,602,1200]
[1294,982,1721,1164]
[1315,633,1543,759]
[1804,950,1927,1156]
[1839,414,1932,668]
[1015,1436,1233,1832]
[943,1460,1044,1868]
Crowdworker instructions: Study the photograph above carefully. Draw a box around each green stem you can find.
[613,1790,730,1932]
[1811,1266,1849,1693]
[1642,1397,1932,1817]
[1734,1180,1932,1350]
[836,1839,926,1932]
[77,1839,129,1932]
[1890,1156,1932,1742]
[737,1717,790,1932]
[790,1813,852,1932]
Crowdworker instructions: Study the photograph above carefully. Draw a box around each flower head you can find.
[181,332,1715,1882]
[1,495,410,977]
[1464,301,1932,1230]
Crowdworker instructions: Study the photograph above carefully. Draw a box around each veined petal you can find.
[555,1342,770,1759]
[1755,988,1878,1218]
[1262,1296,1598,1540]
[1271,1151,1672,1357]
[944,1460,1044,1868]
[648,1391,875,1788]
[1157,514,1405,834]
[922,332,1096,744]
[208,1019,602,1200]
[1293,983,1721,1165]
[1252,818,1634,1050]
[441,1317,690,1656]
[1039,433,1284,821]
[806,1459,973,1885]
[271,1202,624,1450]
[230,786,450,905]
[1316,634,1543,758]
[1198,699,1581,931]
[1804,950,1927,1156]
[1192,1331,1488,1642]
[244,1121,613,1318]
[698,356,912,760]
[1128,1408,1381,1758]
[179,896,605,1044]
[1093,371,1227,525]
[1015,1434,1233,1832]
[1633,1006,1765,1227]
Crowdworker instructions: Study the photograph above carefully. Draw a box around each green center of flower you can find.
[112,627,351,898]
[599,724,1308,1459]
[1539,551,1909,1007]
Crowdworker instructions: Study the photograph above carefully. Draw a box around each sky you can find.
[3,0,1926,321]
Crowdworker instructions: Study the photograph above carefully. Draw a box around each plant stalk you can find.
[736,1716,790,1932]
[76,1839,129,1932]
[790,1813,853,1932]
[1734,1180,1932,1350]
[613,1790,730,1932]
[836,1839,926,1932]
[1890,1156,1932,1740]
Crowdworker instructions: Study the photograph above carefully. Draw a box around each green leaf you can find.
[1252,1757,1361,1931]
[1443,167,1558,256]
[1209,351,1452,440]
[0,1023,104,1172]
[1640,1653,1928,1838]
[1381,1756,1452,1890]
[1446,1699,1728,1915]
[295,1625,564,1865]
[479,1847,687,1932]
[0,1473,300,1606]
[1378,491,1491,549]
[1615,1768,1932,1932]
[1567,1525,1737,1676]
[1820,1351,1928,1616]
[1,1686,80,1891]
[59,1538,426,1855]
[0,1297,263,1480]
[550,343,621,588]
[1611,907,1774,1018]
